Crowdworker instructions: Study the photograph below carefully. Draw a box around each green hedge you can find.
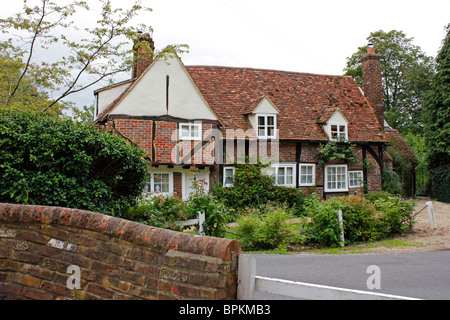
[0,111,148,215]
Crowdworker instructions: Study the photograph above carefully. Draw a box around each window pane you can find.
[339,125,346,132]
[267,116,274,126]
[258,127,266,136]
[258,116,265,126]
[181,125,190,137]
[191,125,199,138]
[267,126,274,137]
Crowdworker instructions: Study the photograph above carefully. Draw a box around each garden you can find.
[123,162,417,252]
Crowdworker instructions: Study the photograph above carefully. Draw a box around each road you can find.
[251,250,450,300]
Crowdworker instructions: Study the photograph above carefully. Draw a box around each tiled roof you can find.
[186,66,386,142]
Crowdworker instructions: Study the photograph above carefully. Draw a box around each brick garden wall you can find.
[0,203,241,300]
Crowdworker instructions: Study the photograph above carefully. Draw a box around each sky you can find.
[1,0,449,110]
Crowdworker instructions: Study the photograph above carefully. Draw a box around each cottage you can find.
[94,34,388,200]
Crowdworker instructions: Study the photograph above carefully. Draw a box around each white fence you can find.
[237,254,421,300]
[175,211,205,235]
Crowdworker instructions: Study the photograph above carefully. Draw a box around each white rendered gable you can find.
[110,56,219,121]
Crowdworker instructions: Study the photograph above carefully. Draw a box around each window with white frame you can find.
[299,164,316,186]
[223,167,235,187]
[264,163,295,187]
[145,172,173,195]
[179,123,202,140]
[257,115,276,139]
[325,165,348,192]
[349,171,363,188]
[330,124,347,140]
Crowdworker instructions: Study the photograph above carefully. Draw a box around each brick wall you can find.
[0,203,240,300]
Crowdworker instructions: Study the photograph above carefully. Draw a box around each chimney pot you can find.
[367,43,375,54]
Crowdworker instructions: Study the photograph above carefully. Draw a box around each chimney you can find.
[361,43,385,128]
[132,32,155,79]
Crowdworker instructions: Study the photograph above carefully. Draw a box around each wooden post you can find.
[426,201,437,229]
[197,211,205,235]
[237,254,256,300]
[337,210,345,247]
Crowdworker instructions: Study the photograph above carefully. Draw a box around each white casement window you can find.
[145,172,173,195]
[223,167,235,187]
[349,171,364,188]
[179,123,202,140]
[324,165,348,192]
[299,164,316,186]
[264,163,295,187]
[257,114,276,139]
[330,124,347,140]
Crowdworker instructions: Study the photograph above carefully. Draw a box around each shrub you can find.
[187,179,232,237]
[303,194,415,247]
[124,179,232,237]
[382,169,403,195]
[372,196,416,234]
[0,111,148,215]
[233,205,296,250]
[213,162,307,215]
[122,193,195,232]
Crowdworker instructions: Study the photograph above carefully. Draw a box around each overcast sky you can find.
[2,0,449,109]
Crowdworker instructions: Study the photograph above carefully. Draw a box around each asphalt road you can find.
[251,250,450,300]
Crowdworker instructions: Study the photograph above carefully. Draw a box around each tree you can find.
[423,24,450,203]
[344,30,435,132]
[0,111,148,215]
[0,40,66,116]
[0,0,188,114]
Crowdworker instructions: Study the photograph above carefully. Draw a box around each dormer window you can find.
[257,114,276,139]
[331,124,347,140]
[324,109,349,141]
[244,96,279,140]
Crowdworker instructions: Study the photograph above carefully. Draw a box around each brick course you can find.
[0,203,240,300]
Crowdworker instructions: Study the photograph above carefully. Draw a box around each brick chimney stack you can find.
[132,32,155,79]
[361,43,385,128]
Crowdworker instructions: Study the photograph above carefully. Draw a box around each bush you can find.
[303,194,415,247]
[382,169,403,195]
[187,179,232,237]
[123,179,232,237]
[233,205,296,250]
[213,162,307,215]
[0,111,148,215]
[122,193,195,231]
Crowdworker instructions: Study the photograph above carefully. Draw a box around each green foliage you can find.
[122,193,194,231]
[429,166,450,203]
[382,169,403,195]
[423,24,450,202]
[303,194,415,247]
[0,111,148,215]
[213,162,307,215]
[233,205,297,250]
[316,138,359,166]
[123,179,231,237]
[344,29,435,132]
[186,179,232,237]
